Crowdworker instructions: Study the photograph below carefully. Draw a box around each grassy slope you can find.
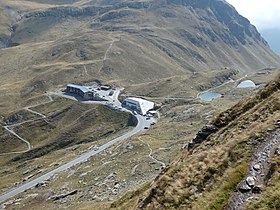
[113,74,280,209]
[0,97,130,194]
[0,0,52,35]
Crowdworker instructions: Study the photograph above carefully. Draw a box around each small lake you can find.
[199,92,222,101]
[237,80,256,88]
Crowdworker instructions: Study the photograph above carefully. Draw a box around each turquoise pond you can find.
[199,92,222,101]
[237,80,256,88]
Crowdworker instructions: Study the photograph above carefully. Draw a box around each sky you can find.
[226,0,280,30]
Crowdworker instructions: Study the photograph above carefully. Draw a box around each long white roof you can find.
[125,97,154,114]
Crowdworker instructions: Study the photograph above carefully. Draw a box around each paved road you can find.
[0,93,151,204]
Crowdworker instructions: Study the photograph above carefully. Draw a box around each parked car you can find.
[109,90,114,96]
[150,122,156,125]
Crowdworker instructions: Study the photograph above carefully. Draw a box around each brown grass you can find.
[113,74,280,210]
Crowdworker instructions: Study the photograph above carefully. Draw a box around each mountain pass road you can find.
[0,107,150,204]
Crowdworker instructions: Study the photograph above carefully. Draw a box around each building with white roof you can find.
[123,97,155,115]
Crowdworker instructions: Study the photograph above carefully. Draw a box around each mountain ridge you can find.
[1,0,279,75]
[260,28,280,55]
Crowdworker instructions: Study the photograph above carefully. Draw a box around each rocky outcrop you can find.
[196,69,238,91]
[187,125,218,149]
[22,1,151,19]
[167,0,266,46]
[23,6,99,18]
[50,190,78,201]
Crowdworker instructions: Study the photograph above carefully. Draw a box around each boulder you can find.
[252,185,263,194]
[275,147,280,156]
[50,190,78,201]
[246,176,255,187]
[238,181,251,192]
[253,164,261,171]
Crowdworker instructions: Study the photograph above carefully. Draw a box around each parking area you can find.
[51,85,157,127]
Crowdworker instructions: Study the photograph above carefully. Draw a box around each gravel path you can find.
[138,136,166,169]
[0,94,53,156]
[225,129,280,210]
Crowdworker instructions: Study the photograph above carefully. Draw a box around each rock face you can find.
[50,190,78,201]
[188,125,218,149]
[17,0,267,51]
[167,0,265,45]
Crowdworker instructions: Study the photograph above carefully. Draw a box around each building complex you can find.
[66,84,155,115]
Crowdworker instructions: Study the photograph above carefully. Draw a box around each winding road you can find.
[0,89,152,204]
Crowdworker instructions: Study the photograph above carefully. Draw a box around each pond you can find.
[237,80,256,88]
[199,92,222,101]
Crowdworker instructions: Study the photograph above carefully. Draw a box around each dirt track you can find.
[0,94,53,156]
[225,129,280,210]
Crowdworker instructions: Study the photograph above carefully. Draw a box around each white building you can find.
[123,97,155,115]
